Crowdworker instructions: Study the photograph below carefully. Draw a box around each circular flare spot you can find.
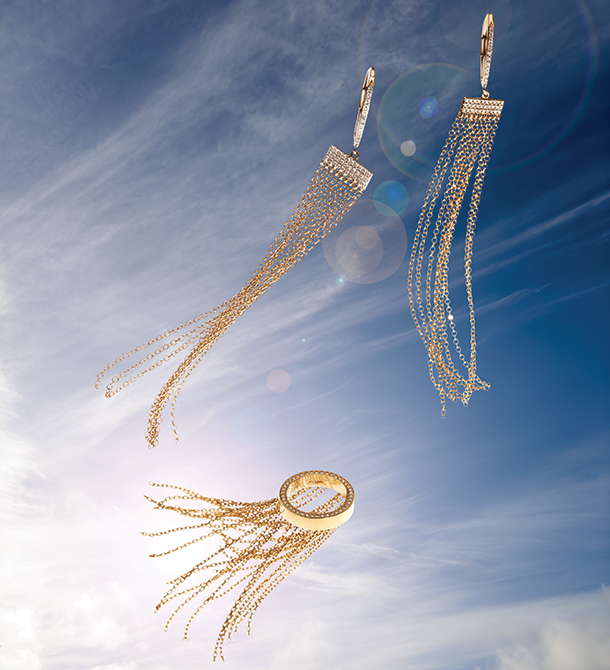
[323,199,407,285]
[373,181,409,216]
[335,227,383,275]
[401,140,416,156]
[355,225,380,250]
[419,96,439,119]
[267,368,291,393]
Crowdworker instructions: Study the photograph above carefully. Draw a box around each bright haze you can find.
[1,1,609,669]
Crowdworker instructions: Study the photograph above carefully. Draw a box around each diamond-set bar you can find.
[459,97,504,119]
[323,145,373,192]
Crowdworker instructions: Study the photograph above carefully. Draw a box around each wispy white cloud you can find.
[271,619,333,670]
[494,586,610,670]
[475,190,610,275]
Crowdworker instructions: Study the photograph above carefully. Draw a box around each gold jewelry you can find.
[96,69,375,449]
[407,14,503,415]
[142,470,355,660]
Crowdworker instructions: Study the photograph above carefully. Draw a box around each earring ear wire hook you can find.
[480,13,494,98]
[352,66,376,158]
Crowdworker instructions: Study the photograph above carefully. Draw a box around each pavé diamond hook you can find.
[352,66,375,158]
[480,13,495,98]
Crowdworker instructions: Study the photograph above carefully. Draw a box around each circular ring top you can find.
[279,470,355,531]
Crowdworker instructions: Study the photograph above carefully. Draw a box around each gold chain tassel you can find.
[96,70,375,448]
[141,471,355,661]
[407,14,504,415]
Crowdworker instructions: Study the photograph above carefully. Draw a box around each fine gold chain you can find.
[96,147,372,448]
[142,471,353,660]
[407,97,503,415]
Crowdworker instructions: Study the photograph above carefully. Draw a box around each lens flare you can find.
[323,199,407,285]
[419,96,439,119]
[355,225,380,249]
[377,64,476,182]
[267,369,291,393]
[400,140,416,156]
[335,227,384,275]
[373,181,409,216]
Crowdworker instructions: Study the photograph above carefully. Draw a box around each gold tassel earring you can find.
[407,14,503,415]
[96,69,375,448]
[141,470,355,661]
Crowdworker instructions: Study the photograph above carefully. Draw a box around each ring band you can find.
[279,470,355,531]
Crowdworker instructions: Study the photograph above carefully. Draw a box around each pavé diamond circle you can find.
[279,470,355,531]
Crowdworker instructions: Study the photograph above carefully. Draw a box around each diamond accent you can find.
[481,19,494,90]
[459,97,504,118]
[278,469,354,521]
[323,145,373,192]
[353,83,373,149]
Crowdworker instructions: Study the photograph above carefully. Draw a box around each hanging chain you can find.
[96,150,371,448]
[142,480,348,660]
[407,101,501,414]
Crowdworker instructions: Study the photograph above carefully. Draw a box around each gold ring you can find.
[279,470,355,531]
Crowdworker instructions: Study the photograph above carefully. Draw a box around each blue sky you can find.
[1,1,609,668]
